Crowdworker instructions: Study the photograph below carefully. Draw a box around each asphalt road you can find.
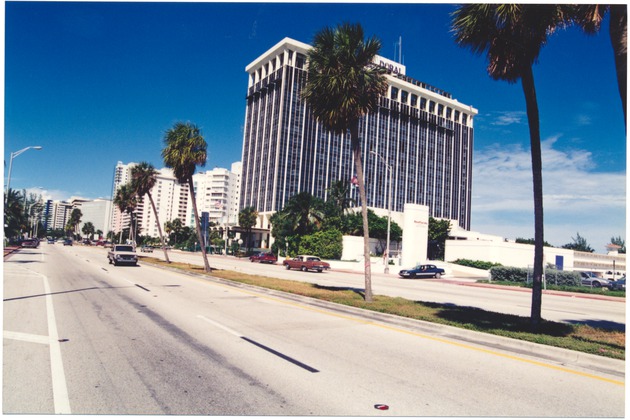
[144,247,626,329]
[3,244,625,416]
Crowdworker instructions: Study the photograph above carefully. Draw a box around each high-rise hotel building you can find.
[240,37,477,230]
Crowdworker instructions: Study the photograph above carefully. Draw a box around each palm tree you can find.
[162,121,211,272]
[302,23,388,302]
[113,183,137,244]
[131,161,170,263]
[68,208,83,240]
[238,206,258,253]
[326,180,356,218]
[283,192,325,236]
[567,5,627,127]
[452,4,567,328]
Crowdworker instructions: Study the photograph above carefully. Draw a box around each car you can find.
[21,239,39,248]
[47,238,55,244]
[140,245,154,253]
[579,272,612,288]
[609,277,626,291]
[399,264,445,279]
[63,239,73,246]
[107,245,138,266]
[249,252,277,264]
[283,255,330,272]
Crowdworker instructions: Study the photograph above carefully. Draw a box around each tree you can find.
[568,5,627,126]
[610,235,626,254]
[162,122,211,272]
[562,232,594,253]
[81,222,95,240]
[238,206,258,253]
[428,217,451,261]
[113,184,137,244]
[326,180,356,218]
[67,208,83,239]
[452,4,566,328]
[302,23,388,302]
[4,189,26,241]
[165,218,184,246]
[131,161,170,263]
[270,192,325,255]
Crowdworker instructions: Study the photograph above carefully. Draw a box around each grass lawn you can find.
[141,257,625,360]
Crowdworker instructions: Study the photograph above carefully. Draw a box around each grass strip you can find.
[141,257,625,360]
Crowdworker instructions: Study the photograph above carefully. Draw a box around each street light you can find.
[5,146,43,199]
[370,150,392,274]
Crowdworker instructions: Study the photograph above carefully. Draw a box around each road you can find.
[3,244,625,416]
[145,247,626,329]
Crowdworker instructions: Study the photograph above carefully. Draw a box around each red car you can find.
[249,252,278,264]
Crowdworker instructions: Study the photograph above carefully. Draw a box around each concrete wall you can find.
[401,204,429,267]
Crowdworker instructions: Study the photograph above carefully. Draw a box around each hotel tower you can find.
[240,37,477,231]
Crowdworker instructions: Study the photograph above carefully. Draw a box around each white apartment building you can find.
[110,161,241,240]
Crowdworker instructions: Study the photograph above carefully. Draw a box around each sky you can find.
[4,1,627,253]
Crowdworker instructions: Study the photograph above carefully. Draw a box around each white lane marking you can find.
[4,330,50,345]
[196,315,242,337]
[41,270,72,414]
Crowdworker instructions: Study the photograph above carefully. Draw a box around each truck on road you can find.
[107,245,138,266]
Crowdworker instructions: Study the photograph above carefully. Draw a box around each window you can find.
[401,90,409,104]
[446,107,452,119]
[390,86,399,100]
[438,104,444,116]
[429,101,436,113]
[420,97,427,110]
[410,94,418,107]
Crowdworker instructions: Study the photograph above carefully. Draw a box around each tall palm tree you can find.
[452,4,567,328]
[302,23,388,302]
[567,4,627,127]
[114,183,137,244]
[131,161,170,263]
[161,121,211,272]
[326,180,356,217]
[238,206,258,253]
[283,192,325,236]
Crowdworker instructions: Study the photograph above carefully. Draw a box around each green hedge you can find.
[298,229,343,260]
[451,259,502,270]
[489,266,581,286]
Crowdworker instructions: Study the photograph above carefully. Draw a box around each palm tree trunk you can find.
[521,66,544,329]
[187,178,211,272]
[350,123,373,302]
[147,192,170,263]
[609,4,627,128]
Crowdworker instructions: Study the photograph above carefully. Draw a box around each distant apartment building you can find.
[241,37,477,235]
[44,200,73,231]
[43,197,111,237]
[110,161,242,240]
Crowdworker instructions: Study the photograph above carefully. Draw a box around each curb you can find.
[141,259,625,380]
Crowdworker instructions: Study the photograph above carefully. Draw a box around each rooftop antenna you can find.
[394,36,403,64]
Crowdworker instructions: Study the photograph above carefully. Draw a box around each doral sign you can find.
[374,55,406,76]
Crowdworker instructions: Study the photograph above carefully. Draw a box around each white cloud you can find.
[489,111,526,126]
[471,137,626,252]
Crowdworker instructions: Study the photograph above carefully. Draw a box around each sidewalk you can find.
[3,246,20,258]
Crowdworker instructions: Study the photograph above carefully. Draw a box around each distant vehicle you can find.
[249,252,277,264]
[107,245,138,266]
[283,255,330,272]
[579,272,612,288]
[399,264,445,279]
[47,238,55,244]
[140,245,154,253]
[63,239,73,246]
[609,277,626,291]
[82,239,92,245]
[21,239,39,248]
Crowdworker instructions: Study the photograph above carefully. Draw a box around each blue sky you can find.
[4,2,626,252]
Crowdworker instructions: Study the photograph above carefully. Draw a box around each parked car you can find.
[47,238,55,244]
[249,252,277,264]
[399,264,445,279]
[140,245,154,253]
[63,238,73,246]
[579,272,612,288]
[283,255,330,272]
[609,277,626,291]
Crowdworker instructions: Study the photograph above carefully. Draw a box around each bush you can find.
[298,229,343,260]
[451,259,501,270]
[490,266,582,287]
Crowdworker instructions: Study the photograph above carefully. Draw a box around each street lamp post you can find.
[370,150,392,274]
[5,146,43,200]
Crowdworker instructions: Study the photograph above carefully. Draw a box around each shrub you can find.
[490,266,582,286]
[451,259,502,270]
[298,229,343,260]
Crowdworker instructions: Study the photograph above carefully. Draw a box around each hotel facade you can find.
[240,38,478,233]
